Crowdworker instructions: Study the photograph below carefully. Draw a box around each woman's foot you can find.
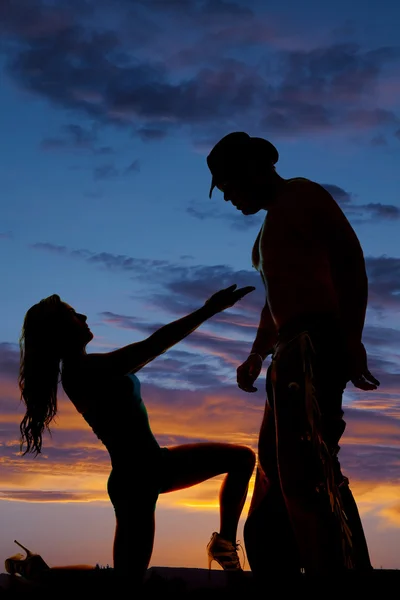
[207,532,243,571]
[4,541,50,580]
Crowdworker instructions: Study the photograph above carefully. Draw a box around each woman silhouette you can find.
[18,284,256,589]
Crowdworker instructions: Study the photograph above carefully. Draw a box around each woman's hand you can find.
[204,284,256,313]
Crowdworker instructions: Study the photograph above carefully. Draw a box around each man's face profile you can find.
[216,168,273,215]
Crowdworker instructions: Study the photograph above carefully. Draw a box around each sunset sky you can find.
[0,0,399,573]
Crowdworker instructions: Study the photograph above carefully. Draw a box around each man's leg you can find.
[244,467,301,576]
[244,367,301,578]
[273,337,347,574]
[316,350,373,572]
[338,477,372,570]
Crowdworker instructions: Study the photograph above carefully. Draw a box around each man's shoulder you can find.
[278,178,325,208]
[283,177,340,209]
[284,178,355,237]
[286,177,329,194]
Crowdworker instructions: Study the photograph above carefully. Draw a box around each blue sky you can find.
[0,0,399,571]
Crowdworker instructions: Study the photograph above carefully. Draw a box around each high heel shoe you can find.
[4,540,50,580]
[207,532,244,573]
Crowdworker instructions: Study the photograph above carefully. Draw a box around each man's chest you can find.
[252,215,283,271]
[251,211,326,275]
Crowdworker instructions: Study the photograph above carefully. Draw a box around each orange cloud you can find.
[0,365,398,539]
[350,481,400,528]
[146,390,260,448]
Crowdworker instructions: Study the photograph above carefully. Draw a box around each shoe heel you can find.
[207,554,213,580]
[14,540,34,558]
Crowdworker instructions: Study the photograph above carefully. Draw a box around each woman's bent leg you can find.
[161,443,256,544]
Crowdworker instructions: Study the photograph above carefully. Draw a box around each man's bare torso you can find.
[252,178,340,329]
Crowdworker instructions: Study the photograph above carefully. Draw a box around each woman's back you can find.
[61,364,160,461]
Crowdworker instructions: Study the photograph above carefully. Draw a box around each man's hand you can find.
[348,342,380,391]
[237,353,263,392]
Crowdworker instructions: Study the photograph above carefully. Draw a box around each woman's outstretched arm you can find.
[85,284,255,376]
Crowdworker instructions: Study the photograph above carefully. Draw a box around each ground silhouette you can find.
[1,565,399,599]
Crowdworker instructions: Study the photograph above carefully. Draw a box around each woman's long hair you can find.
[19,294,64,456]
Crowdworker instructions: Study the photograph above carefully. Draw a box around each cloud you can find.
[321,185,400,222]
[42,123,96,148]
[90,313,233,391]
[188,183,399,228]
[30,241,400,318]
[371,134,388,146]
[24,243,400,417]
[31,242,70,255]
[321,184,353,205]
[0,0,73,39]
[92,160,140,179]
[99,310,259,386]
[93,163,119,180]
[136,127,170,142]
[30,243,183,277]
[0,490,107,503]
[101,311,145,330]
[362,203,400,219]
[257,45,400,137]
[363,324,400,350]
[125,159,141,174]
[0,368,399,516]
[133,0,253,22]
[186,204,262,230]
[29,241,400,406]
[40,123,114,156]
[365,256,400,312]
[2,1,399,141]
[0,343,19,380]
[141,356,228,390]
[1,249,400,514]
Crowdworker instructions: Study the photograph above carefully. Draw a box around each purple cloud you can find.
[40,123,115,156]
[136,127,169,142]
[1,2,399,141]
[189,183,399,227]
[30,241,400,316]
[0,343,19,379]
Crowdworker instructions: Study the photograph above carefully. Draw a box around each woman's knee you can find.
[113,494,158,522]
[108,473,160,516]
[237,445,256,472]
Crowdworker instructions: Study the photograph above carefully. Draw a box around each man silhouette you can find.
[206,131,380,578]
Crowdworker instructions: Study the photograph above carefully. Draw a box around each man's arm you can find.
[334,250,368,349]
[322,189,368,347]
[324,197,379,389]
[237,300,277,392]
[315,185,380,390]
[250,301,278,360]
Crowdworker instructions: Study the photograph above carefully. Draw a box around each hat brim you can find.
[209,177,216,198]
